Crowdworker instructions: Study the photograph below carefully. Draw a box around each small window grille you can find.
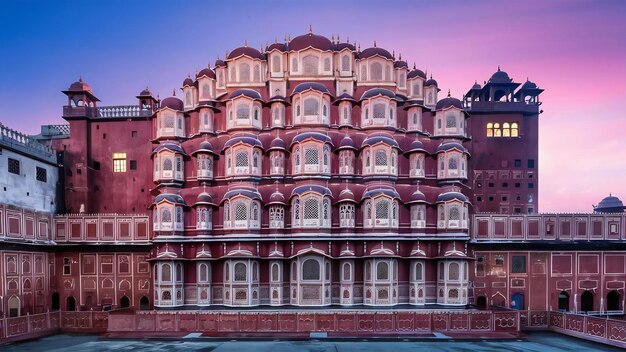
[375,150,387,166]
[235,202,247,221]
[236,152,249,167]
[36,167,47,182]
[304,198,319,220]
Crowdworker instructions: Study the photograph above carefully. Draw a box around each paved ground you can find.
[2,332,622,351]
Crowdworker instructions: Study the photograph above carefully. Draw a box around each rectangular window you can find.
[488,196,494,201]
[515,182,520,188]
[514,207,521,214]
[130,160,137,170]
[528,182,534,189]
[511,255,526,273]
[36,166,47,182]
[131,131,138,138]
[494,256,504,266]
[8,158,20,175]
[527,159,535,168]
[476,196,483,202]
[113,153,127,172]
[501,195,508,202]
[502,182,508,188]
[488,182,494,188]
[63,257,71,275]
[514,159,521,167]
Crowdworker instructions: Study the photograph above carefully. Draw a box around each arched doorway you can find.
[8,296,20,317]
[476,296,487,308]
[558,291,569,311]
[511,292,524,310]
[120,296,130,308]
[607,290,620,311]
[139,296,150,310]
[66,296,76,311]
[51,292,60,311]
[581,291,594,312]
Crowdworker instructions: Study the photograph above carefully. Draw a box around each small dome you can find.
[333,92,356,105]
[358,47,394,60]
[267,42,287,52]
[471,82,482,90]
[405,139,426,154]
[360,88,397,101]
[407,189,427,204]
[269,136,286,151]
[338,189,356,202]
[197,67,216,79]
[362,188,401,200]
[292,82,332,95]
[521,80,538,90]
[139,87,152,96]
[489,68,513,84]
[182,77,194,87]
[407,69,426,79]
[152,143,186,156]
[291,132,333,145]
[227,89,263,101]
[214,58,226,67]
[223,135,264,150]
[337,135,357,151]
[195,192,214,205]
[336,42,356,51]
[151,193,186,207]
[425,78,438,87]
[436,96,463,110]
[160,95,184,111]
[291,185,332,198]
[192,140,217,156]
[228,46,264,60]
[394,60,408,69]
[362,134,400,149]
[436,142,468,154]
[68,78,93,92]
[436,191,468,203]
[595,194,626,213]
[289,32,334,51]
[268,190,286,205]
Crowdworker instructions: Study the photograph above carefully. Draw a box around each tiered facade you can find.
[3,31,626,326]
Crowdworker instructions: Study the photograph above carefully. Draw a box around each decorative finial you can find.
[374,40,377,47]
[447,89,451,98]
[399,53,402,60]
[347,36,350,44]
[497,65,501,71]
[413,62,416,69]
[225,50,229,58]
[172,89,176,96]
[274,36,277,44]
[284,35,287,43]
[79,75,83,82]
[392,49,395,58]
[244,39,248,47]
[331,33,334,42]
[309,24,312,34]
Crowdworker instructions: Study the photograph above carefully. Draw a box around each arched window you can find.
[302,55,319,75]
[292,57,298,72]
[503,122,511,137]
[446,114,457,128]
[236,152,249,167]
[238,62,250,82]
[236,104,249,119]
[304,198,319,220]
[271,263,279,282]
[341,55,350,71]
[303,97,319,116]
[449,206,460,220]
[365,261,372,281]
[234,262,247,282]
[323,57,331,71]
[235,201,247,222]
[293,199,300,222]
[377,262,389,280]
[304,148,319,165]
[342,263,351,281]
[302,259,320,280]
[163,158,173,171]
[493,123,501,137]
[373,103,386,119]
[161,263,171,282]
[198,263,209,282]
[253,64,260,82]
[370,62,382,81]
[361,66,367,80]
[439,262,444,280]
[511,122,519,137]
[251,202,259,221]
[449,157,458,170]
[176,207,183,223]
[161,208,172,222]
[375,199,390,220]
[201,83,210,99]
[375,150,388,166]
[323,198,330,221]
[413,83,421,96]
[486,123,493,137]
[449,262,460,280]
[272,54,281,73]
[414,262,423,281]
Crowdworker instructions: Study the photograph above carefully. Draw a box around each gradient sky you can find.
[1,0,625,212]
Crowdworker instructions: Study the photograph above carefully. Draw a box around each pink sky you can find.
[1,0,624,212]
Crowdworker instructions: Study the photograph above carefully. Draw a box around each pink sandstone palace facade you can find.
[1,30,626,345]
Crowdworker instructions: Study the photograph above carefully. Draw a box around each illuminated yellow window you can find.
[486,123,493,137]
[113,153,127,172]
[493,123,502,137]
[511,123,519,137]
[503,122,511,137]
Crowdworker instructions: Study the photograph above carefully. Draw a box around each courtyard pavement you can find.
[1,331,622,351]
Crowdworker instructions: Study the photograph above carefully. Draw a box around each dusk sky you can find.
[1,0,625,212]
